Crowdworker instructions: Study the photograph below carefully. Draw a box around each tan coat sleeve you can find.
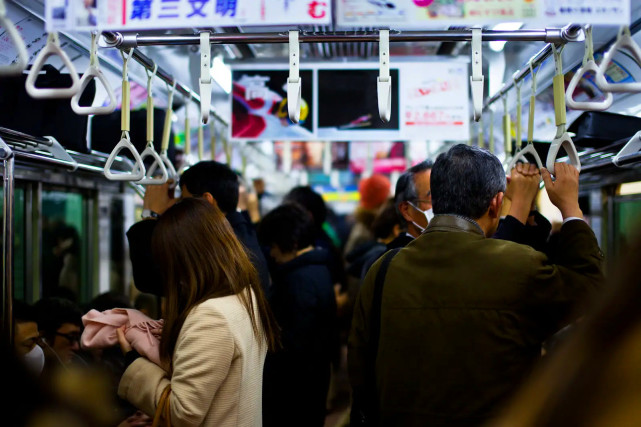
[119,303,235,427]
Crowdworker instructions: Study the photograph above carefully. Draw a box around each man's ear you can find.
[399,201,413,223]
[488,192,504,219]
[202,192,218,208]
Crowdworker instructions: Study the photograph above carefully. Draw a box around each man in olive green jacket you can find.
[348,145,604,426]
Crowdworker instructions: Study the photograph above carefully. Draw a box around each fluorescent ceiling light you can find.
[489,22,523,52]
[210,56,232,94]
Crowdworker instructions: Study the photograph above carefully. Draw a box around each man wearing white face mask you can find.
[13,300,45,376]
[393,160,434,243]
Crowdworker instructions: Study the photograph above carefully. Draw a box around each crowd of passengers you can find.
[16,142,641,427]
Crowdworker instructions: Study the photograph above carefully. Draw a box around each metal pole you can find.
[580,152,641,174]
[9,0,228,128]
[483,24,583,110]
[0,138,14,346]
[126,48,228,127]
[103,28,580,48]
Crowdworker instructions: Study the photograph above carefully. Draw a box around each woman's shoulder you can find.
[188,289,257,326]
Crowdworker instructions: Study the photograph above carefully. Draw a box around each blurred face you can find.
[47,323,81,364]
[14,321,39,357]
[270,244,296,265]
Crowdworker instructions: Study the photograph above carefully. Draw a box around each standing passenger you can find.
[117,198,279,426]
[127,161,271,296]
[349,144,604,426]
[258,203,337,426]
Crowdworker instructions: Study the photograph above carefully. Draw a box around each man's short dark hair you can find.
[395,160,433,221]
[257,203,315,254]
[179,161,239,214]
[283,186,327,230]
[34,297,82,340]
[431,144,506,219]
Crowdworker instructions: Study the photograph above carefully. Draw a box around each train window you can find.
[0,186,26,301]
[41,188,88,304]
[613,195,641,258]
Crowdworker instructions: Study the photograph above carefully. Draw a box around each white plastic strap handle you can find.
[547,45,581,174]
[71,32,117,115]
[613,130,641,167]
[470,28,484,122]
[596,26,641,93]
[377,29,392,123]
[25,32,81,99]
[199,32,212,125]
[0,0,28,76]
[567,26,613,111]
[104,49,145,181]
[137,65,168,185]
[287,30,302,124]
[148,80,177,182]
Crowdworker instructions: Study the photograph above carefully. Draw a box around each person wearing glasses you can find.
[34,297,83,371]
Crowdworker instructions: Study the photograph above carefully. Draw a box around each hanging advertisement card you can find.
[337,0,630,28]
[401,62,469,140]
[317,68,400,141]
[231,69,315,140]
[45,0,331,31]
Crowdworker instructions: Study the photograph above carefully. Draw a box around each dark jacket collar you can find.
[425,214,485,236]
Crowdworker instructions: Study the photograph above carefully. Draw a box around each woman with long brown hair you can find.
[117,198,278,426]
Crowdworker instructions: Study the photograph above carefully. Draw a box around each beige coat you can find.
[118,291,266,427]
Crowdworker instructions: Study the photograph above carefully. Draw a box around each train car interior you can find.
[2,0,641,425]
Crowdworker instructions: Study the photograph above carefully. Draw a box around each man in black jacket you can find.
[127,161,270,296]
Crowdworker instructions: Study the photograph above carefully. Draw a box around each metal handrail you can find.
[102,28,582,48]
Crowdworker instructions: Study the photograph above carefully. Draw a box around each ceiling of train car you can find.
[6,1,641,132]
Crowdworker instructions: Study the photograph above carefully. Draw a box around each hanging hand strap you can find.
[25,32,80,98]
[508,59,543,173]
[104,49,145,181]
[199,31,212,124]
[184,92,192,156]
[210,121,217,160]
[198,125,204,160]
[596,26,641,93]
[137,64,168,185]
[377,29,392,122]
[148,80,177,181]
[567,25,613,111]
[0,0,28,76]
[489,107,495,154]
[501,91,511,156]
[546,44,581,174]
[287,30,302,123]
[477,117,483,148]
[470,28,484,122]
[72,32,117,115]
[513,73,522,153]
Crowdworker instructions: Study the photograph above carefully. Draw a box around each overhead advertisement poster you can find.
[230,61,470,142]
[231,69,315,140]
[337,0,630,28]
[46,0,331,31]
[317,68,400,141]
[401,61,469,141]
